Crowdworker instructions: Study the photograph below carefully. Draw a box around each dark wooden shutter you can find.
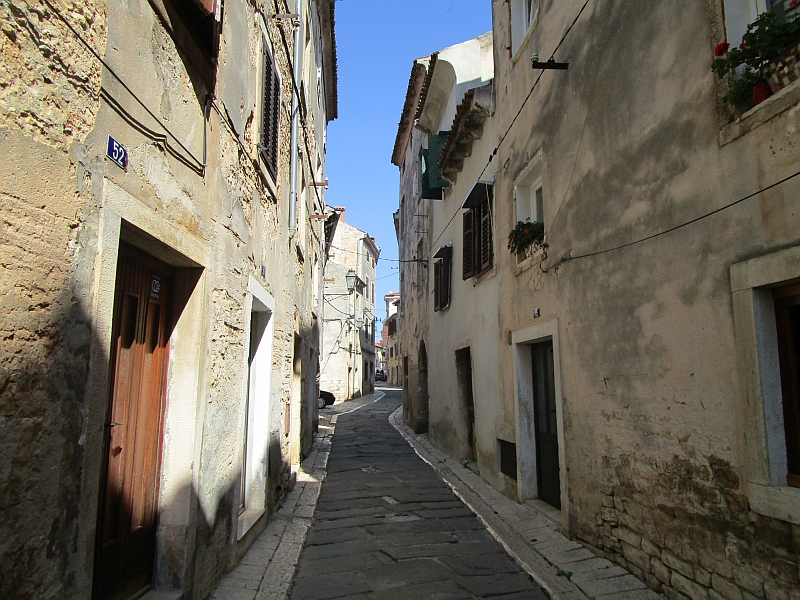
[433,260,442,311]
[441,246,452,309]
[462,209,475,280]
[261,45,281,177]
[479,197,493,273]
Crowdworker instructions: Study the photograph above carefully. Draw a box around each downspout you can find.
[288,0,304,242]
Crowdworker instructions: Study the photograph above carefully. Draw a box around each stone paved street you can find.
[287,390,546,600]
[209,389,660,600]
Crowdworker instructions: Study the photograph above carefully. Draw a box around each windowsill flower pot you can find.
[508,221,545,262]
[765,42,800,92]
[712,10,800,112]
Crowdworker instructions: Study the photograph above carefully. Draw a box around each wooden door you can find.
[94,244,171,600]
[531,341,561,509]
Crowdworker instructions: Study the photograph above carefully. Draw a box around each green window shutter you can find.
[421,132,450,199]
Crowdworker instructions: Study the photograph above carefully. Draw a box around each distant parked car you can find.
[317,390,335,409]
[375,370,387,382]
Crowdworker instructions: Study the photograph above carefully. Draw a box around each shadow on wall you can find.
[0,283,98,598]
[0,271,304,599]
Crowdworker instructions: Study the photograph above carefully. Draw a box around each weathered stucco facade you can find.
[0,0,337,597]
[491,0,799,597]
[393,1,800,598]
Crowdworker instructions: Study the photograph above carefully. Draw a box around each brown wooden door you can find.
[531,341,561,510]
[94,244,171,600]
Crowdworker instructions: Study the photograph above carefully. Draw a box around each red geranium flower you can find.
[740,41,747,50]
[715,42,730,56]
[790,0,799,10]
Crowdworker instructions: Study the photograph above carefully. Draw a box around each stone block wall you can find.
[582,484,800,600]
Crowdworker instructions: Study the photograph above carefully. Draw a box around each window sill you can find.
[236,508,266,541]
[719,78,800,146]
[514,248,544,276]
[748,482,800,525]
[473,265,497,286]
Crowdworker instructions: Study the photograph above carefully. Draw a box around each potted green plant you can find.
[712,8,800,111]
[507,220,545,261]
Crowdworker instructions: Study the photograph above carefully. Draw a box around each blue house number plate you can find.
[106,135,128,170]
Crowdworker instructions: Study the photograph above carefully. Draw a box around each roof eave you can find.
[319,0,338,122]
[391,60,428,167]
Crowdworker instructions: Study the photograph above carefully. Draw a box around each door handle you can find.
[105,422,123,427]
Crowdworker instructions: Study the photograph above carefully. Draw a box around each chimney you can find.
[334,206,346,222]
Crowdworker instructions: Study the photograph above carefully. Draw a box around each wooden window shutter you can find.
[479,198,493,272]
[442,246,452,309]
[433,260,442,312]
[462,209,475,280]
[261,45,281,177]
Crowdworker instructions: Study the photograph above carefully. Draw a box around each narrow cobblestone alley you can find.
[287,390,546,600]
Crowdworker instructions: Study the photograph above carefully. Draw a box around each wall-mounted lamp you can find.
[345,269,357,293]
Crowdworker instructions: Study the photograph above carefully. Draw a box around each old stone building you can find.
[392,56,432,432]
[491,0,800,597]
[320,211,380,401]
[0,0,337,598]
[393,0,800,598]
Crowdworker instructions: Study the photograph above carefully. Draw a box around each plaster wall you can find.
[492,0,800,596]
[427,115,507,492]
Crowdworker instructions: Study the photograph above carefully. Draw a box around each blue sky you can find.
[324,0,492,321]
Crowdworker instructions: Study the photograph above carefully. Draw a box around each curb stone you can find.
[208,392,385,600]
[388,406,663,600]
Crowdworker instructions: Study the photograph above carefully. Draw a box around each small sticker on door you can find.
[150,274,161,300]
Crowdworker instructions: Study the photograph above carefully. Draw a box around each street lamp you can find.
[345,269,357,293]
[356,318,364,329]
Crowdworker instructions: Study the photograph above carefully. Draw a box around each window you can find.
[510,0,538,55]
[515,155,544,226]
[774,283,800,488]
[723,1,799,48]
[731,246,800,524]
[462,193,493,280]
[433,245,452,312]
[260,40,281,178]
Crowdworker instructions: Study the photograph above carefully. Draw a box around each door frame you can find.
[237,276,276,539]
[81,184,209,597]
[511,319,568,529]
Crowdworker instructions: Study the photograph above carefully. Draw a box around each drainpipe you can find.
[288,0,304,242]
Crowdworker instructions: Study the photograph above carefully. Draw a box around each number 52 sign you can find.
[106,135,128,170]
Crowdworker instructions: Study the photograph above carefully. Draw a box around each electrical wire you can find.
[40,0,205,172]
[540,168,800,269]
[327,245,421,263]
[424,0,595,258]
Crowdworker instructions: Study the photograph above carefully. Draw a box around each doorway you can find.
[530,340,560,509]
[94,244,172,599]
[455,347,476,461]
[417,343,429,433]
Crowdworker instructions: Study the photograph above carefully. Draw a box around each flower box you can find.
[765,42,800,93]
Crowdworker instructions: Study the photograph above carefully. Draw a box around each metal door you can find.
[531,341,561,509]
[93,244,171,599]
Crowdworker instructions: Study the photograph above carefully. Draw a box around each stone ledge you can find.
[719,79,800,146]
